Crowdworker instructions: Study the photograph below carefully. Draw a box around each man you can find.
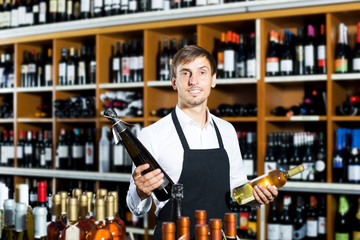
[126,45,278,239]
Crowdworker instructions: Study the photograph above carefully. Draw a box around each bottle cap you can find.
[4,199,15,226]
[195,224,209,240]
[105,195,115,218]
[59,191,68,213]
[33,207,48,238]
[288,165,305,178]
[84,192,94,215]
[37,181,47,203]
[195,210,206,225]
[171,183,183,199]
[19,184,29,206]
[162,222,175,240]
[97,189,108,198]
[95,198,105,222]
[68,197,78,221]
[51,194,61,217]
[0,186,9,210]
[72,188,82,198]
[177,216,190,240]
[209,219,222,240]
[79,194,88,218]
[224,213,237,238]
[15,203,28,232]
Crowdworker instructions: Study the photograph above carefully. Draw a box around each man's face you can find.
[171,56,216,109]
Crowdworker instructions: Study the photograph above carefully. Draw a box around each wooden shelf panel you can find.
[55,84,96,91]
[147,81,172,87]
[216,78,258,85]
[0,167,131,182]
[56,118,97,123]
[265,116,327,122]
[332,116,360,121]
[17,87,53,92]
[17,118,53,123]
[331,73,360,80]
[0,88,14,94]
[0,119,14,123]
[99,82,144,89]
[281,181,360,195]
[265,75,327,83]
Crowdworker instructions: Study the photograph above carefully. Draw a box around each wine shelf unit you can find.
[1,2,360,240]
[0,167,131,182]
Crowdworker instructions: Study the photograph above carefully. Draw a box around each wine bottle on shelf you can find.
[66,47,77,85]
[280,30,294,76]
[295,26,305,75]
[35,130,44,168]
[335,23,348,74]
[103,0,111,15]
[121,40,130,83]
[334,196,351,240]
[77,194,96,235]
[17,130,25,167]
[266,30,279,76]
[18,0,26,26]
[77,46,87,85]
[24,130,33,168]
[233,165,304,205]
[39,0,47,24]
[301,133,315,182]
[36,52,43,87]
[315,132,326,182]
[304,24,316,75]
[26,0,35,26]
[316,24,326,74]
[37,181,51,223]
[242,132,256,180]
[317,196,326,240]
[28,50,37,87]
[217,32,225,79]
[72,128,84,170]
[293,196,306,240]
[21,50,28,87]
[112,41,121,83]
[2,0,11,29]
[279,195,293,240]
[44,130,52,169]
[104,107,174,201]
[57,0,66,21]
[332,128,347,183]
[236,33,245,78]
[353,22,360,73]
[347,129,360,183]
[99,126,110,173]
[159,37,170,81]
[264,133,277,174]
[353,197,360,240]
[59,191,68,224]
[33,207,48,240]
[47,194,66,240]
[58,128,69,170]
[58,48,67,85]
[224,31,235,79]
[85,128,94,171]
[246,32,256,78]
[306,195,318,240]
[11,0,19,28]
[104,195,124,240]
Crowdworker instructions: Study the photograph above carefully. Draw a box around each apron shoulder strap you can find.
[212,119,225,149]
[171,109,190,150]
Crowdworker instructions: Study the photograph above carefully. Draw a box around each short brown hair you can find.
[171,45,217,78]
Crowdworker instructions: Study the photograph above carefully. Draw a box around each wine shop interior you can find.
[0,0,360,240]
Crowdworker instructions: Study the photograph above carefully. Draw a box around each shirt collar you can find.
[175,105,214,130]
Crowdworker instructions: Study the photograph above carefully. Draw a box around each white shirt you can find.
[126,105,248,216]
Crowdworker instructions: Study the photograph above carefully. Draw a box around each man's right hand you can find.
[133,163,165,201]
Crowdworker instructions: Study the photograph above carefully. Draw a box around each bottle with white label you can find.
[224,31,235,79]
[266,30,280,76]
[267,199,280,240]
[45,48,53,86]
[60,198,86,240]
[347,129,360,183]
[151,0,163,11]
[353,22,360,73]
[317,196,326,240]
[17,130,25,167]
[246,32,256,78]
[58,48,67,86]
[306,195,318,240]
[280,30,293,76]
[112,137,124,173]
[44,130,52,169]
[304,24,316,75]
[264,133,277,175]
[72,128,84,171]
[99,126,110,173]
[242,132,256,179]
[112,41,121,83]
[121,40,130,83]
[24,130,33,168]
[85,128,94,171]
[78,46,88,85]
[293,196,306,240]
[280,195,293,240]
[66,48,77,85]
[317,24,326,74]
[58,128,69,170]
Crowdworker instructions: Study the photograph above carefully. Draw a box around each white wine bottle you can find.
[104,107,174,201]
[233,165,304,205]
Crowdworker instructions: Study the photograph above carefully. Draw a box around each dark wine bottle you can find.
[159,37,170,81]
[279,195,293,240]
[293,196,306,240]
[170,183,183,225]
[78,46,88,85]
[121,40,130,83]
[57,0,67,22]
[36,52,43,87]
[24,130,33,168]
[334,23,348,73]
[48,0,57,22]
[280,30,294,76]
[58,48,67,85]
[236,34,245,78]
[104,107,174,201]
[295,26,305,75]
[217,32,225,79]
[21,50,28,87]
[304,24,316,75]
[112,41,121,83]
[267,199,280,240]
[246,32,256,78]
[58,128,69,170]
[353,22,360,73]
[223,31,235,79]
[28,50,37,87]
[38,0,47,24]
[266,30,280,76]
[317,24,326,74]
[332,128,347,183]
[85,128,94,171]
[89,46,96,84]
[334,196,351,240]
[306,195,318,240]
[44,130,52,169]
[17,129,25,167]
[348,129,360,183]
[315,132,326,182]
[66,48,77,85]
[2,0,11,29]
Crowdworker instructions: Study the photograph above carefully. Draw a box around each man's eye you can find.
[181,72,189,76]
[200,71,206,75]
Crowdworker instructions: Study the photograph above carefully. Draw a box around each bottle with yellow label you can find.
[354,197,360,240]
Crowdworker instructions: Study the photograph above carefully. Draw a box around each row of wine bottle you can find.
[100,91,143,118]
[0,99,13,118]
[215,31,256,79]
[336,92,360,116]
[214,103,257,117]
[0,53,14,88]
[229,199,257,239]
[54,96,95,118]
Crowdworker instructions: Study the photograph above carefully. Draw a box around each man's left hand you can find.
[253,185,278,205]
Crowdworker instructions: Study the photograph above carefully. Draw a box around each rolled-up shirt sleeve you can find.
[126,128,154,216]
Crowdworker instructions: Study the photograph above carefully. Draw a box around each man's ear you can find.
[211,73,216,88]
[171,77,177,90]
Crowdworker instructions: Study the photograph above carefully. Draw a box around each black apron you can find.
[153,110,231,240]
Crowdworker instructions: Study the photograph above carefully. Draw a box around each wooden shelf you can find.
[0,167,131,182]
[0,119,14,123]
[18,118,53,123]
[332,116,360,121]
[331,73,360,80]
[17,87,53,92]
[221,117,258,122]
[55,84,96,91]
[99,82,144,89]
[265,75,327,83]
[56,118,97,123]
[0,88,14,94]
[147,81,172,87]
[265,116,327,122]
[216,78,258,85]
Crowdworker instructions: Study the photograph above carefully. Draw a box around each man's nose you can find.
[188,74,198,86]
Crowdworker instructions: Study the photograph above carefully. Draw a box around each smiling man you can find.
[126,45,278,239]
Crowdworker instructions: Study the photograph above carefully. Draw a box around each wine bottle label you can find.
[26,14,34,27]
[59,63,66,78]
[33,4,39,13]
[17,146,23,159]
[58,0,66,12]
[21,65,28,74]
[348,164,360,182]
[266,57,279,73]
[85,144,94,164]
[0,146,8,164]
[264,162,277,174]
[293,224,306,240]
[81,0,90,11]
[50,0,58,12]
[196,0,206,6]
[104,0,111,9]
[246,59,256,77]
[301,163,314,181]
[151,0,163,9]
[94,0,103,8]
[78,62,85,78]
[289,165,301,180]
[59,145,69,158]
[72,146,84,159]
[160,56,169,76]
[8,146,14,159]
[113,144,124,166]
[112,58,120,71]
[65,225,80,240]
[25,145,33,154]
[267,223,280,240]
[236,61,245,78]
[317,45,326,67]
[335,233,349,240]
[280,59,293,72]
[30,193,38,202]
[318,216,326,234]
[304,45,314,67]
[224,50,235,72]
[315,159,325,172]
[280,224,293,240]
[11,9,19,27]
[99,145,110,172]
[130,56,138,70]
[217,51,224,70]
[239,211,249,230]
[333,155,343,168]
[90,61,96,72]
[18,7,26,25]
[248,221,256,235]
[122,57,130,75]
[129,0,137,10]
[45,64,52,81]
[28,64,36,73]
[296,45,304,62]
[121,0,128,6]
[3,11,10,27]
[243,159,254,178]
[45,148,52,161]
[306,219,318,237]
[40,153,46,166]
[353,58,360,71]
[67,1,73,14]
[207,0,219,4]
[67,65,75,84]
